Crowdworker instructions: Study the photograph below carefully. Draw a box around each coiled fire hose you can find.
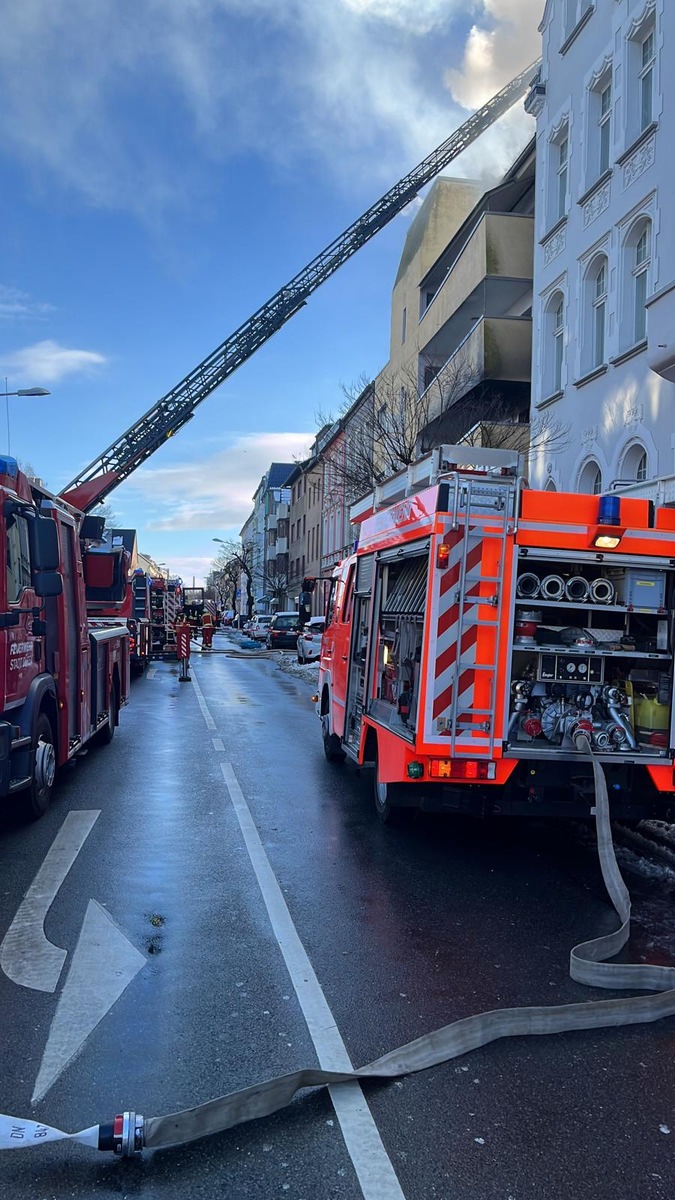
[2,736,675,1156]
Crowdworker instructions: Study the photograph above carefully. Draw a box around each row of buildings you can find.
[233,0,675,618]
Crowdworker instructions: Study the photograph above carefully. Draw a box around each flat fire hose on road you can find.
[2,739,674,1156]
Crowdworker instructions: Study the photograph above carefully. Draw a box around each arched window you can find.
[633,223,651,342]
[620,217,652,349]
[621,443,649,484]
[542,290,565,398]
[592,259,608,367]
[545,479,557,492]
[578,459,602,494]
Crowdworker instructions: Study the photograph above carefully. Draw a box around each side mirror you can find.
[28,515,60,572]
[34,571,63,598]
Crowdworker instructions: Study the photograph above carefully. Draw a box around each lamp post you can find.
[4,381,51,454]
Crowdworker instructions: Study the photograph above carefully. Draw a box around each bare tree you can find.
[211,539,256,620]
[317,355,481,502]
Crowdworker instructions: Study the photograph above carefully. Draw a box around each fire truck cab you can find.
[318,446,675,822]
[0,457,130,820]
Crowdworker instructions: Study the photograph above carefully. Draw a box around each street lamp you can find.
[4,381,51,454]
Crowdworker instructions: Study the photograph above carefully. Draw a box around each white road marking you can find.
[221,762,406,1200]
[191,667,405,1199]
[31,900,146,1103]
[0,811,100,993]
[146,668,157,679]
[191,672,216,730]
[212,737,225,752]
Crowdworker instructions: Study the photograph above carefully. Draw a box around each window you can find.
[578,460,602,494]
[557,135,569,220]
[640,29,655,131]
[6,513,32,603]
[633,224,651,342]
[401,306,407,344]
[621,443,648,484]
[591,258,608,368]
[553,297,564,393]
[636,450,647,482]
[599,81,612,173]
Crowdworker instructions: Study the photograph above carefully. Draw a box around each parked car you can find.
[297,616,325,663]
[249,615,273,641]
[266,611,300,650]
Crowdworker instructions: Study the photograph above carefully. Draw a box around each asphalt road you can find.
[0,635,673,1199]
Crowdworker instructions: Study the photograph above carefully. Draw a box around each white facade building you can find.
[528,0,674,497]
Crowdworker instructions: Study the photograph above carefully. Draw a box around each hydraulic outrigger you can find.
[60,61,540,513]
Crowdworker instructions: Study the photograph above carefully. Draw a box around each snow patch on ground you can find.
[274,653,320,684]
[613,844,675,885]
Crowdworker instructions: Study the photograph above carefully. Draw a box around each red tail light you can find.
[429,759,496,780]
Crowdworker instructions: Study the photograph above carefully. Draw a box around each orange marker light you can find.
[436,543,450,569]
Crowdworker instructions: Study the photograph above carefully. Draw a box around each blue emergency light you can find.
[0,456,19,478]
[598,494,621,525]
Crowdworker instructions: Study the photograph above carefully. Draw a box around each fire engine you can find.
[317,446,675,822]
[84,529,153,673]
[0,456,130,820]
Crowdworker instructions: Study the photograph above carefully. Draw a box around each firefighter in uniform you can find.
[174,610,191,682]
[201,609,215,650]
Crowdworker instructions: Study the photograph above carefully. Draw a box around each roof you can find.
[267,462,295,489]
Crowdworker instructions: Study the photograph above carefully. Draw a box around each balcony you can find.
[420,213,533,341]
[421,316,531,427]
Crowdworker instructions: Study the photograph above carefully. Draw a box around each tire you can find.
[373,758,412,825]
[98,681,119,746]
[21,713,56,821]
[297,652,305,664]
[321,714,345,763]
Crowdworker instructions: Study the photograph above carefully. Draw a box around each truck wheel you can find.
[321,714,345,762]
[22,714,56,821]
[98,683,118,746]
[373,761,409,825]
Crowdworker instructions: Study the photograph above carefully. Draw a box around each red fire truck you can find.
[0,456,130,820]
[317,446,675,823]
[84,529,152,674]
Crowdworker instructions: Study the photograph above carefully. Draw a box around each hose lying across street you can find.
[2,736,674,1156]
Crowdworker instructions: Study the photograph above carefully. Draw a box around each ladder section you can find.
[432,479,514,756]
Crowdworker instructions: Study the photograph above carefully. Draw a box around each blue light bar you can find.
[0,456,19,478]
[598,494,621,526]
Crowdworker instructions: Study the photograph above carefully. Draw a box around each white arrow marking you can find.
[31,899,146,1103]
[0,811,100,993]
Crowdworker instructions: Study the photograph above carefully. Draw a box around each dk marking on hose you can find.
[1,743,674,1157]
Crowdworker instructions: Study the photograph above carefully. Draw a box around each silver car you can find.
[296,616,325,663]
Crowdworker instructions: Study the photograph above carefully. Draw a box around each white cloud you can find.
[445,1,543,108]
[0,285,54,321]
[0,339,106,384]
[126,431,313,532]
[0,1,542,217]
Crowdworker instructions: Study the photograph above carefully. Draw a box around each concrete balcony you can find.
[647,280,675,382]
[422,316,531,426]
[420,213,533,342]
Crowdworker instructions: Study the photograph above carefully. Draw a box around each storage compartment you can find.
[507,554,675,759]
[370,552,428,736]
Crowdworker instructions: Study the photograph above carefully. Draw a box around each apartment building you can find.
[528,0,673,495]
[286,444,324,617]
[241,462,293,614]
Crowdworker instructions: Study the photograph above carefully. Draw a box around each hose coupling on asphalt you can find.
[97,1112,145,1156]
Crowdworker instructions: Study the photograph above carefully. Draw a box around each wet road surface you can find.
[0,636,674,1199]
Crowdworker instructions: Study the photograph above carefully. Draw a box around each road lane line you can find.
[191,670,405,1196]
[219,760,406,1200]
[146,668,157,679]
[191,671,216,730]
[212,737,225,752]
[0,811,100,993]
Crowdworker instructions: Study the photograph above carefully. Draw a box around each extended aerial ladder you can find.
[61,61,541,514]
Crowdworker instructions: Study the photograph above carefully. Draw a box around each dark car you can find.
[266,611,300,650]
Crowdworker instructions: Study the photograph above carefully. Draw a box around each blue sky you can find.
[0,0,539,584]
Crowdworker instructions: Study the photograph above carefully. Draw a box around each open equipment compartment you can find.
[368,545,429,739]
[506,549,675,761]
